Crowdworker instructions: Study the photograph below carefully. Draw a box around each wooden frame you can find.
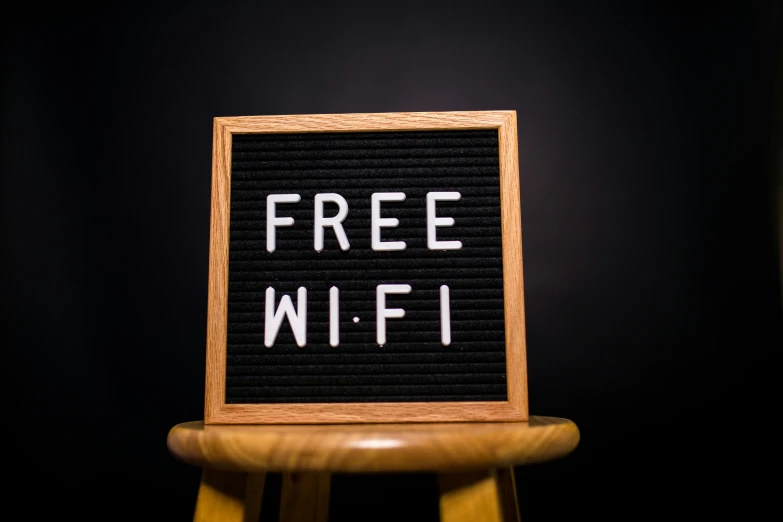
[204,111,527,424]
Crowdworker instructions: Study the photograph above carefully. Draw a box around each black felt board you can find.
[226,129,507,403]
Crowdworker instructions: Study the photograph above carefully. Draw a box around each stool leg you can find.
[438,468,520,522]
[496,468,521,522]
[279,472,331,522]
[193,469,265,522]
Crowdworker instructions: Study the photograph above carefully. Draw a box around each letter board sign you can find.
[205,111,527,424]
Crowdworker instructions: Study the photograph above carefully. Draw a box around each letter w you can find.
[264,287,307,348]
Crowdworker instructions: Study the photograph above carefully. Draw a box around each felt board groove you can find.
[230,131,495,145]
[227,374,506,385]
[227,352,505,364]
[228,279,504,291]
[225,396,508,404]
[225,129,507,404]
[223,364,507,376]
[231,159,501,172]
[230,250,503,261]
[229,269,503,280]
[233,129,497,140]
[227,386,507,398]
[232,186,500,200]
[233,147,500,160]
[233,139,499,151]
[228,331,506,344]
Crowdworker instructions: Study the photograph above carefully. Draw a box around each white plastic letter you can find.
[264,287,307,348]
[267,194,301,253]
[329,286,339,348]
[314,194,350,252]
[376,284,412,346]
[426,192,462,250]
[440,285,451,346]
[371,192,406,251]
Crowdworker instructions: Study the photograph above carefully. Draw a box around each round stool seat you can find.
[167,416,579,473]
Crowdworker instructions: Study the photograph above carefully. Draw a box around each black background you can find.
[1,1,781,520]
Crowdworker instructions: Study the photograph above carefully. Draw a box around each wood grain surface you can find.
[193,469,264,522]
[218,111,510,134]
[498,111,528,420]
[494,468,520,522]
[279,472,331,522]
[205,118,232,423]
[168,416,579,473]
[439,470,515,522]
[204,110,528,424]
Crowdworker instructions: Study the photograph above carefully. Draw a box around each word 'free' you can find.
[267,192,463,252]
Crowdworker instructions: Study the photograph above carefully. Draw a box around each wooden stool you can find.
[167,416,579,521]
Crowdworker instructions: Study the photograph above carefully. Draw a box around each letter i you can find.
[440,285,451,346]
[329,286,339,348]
